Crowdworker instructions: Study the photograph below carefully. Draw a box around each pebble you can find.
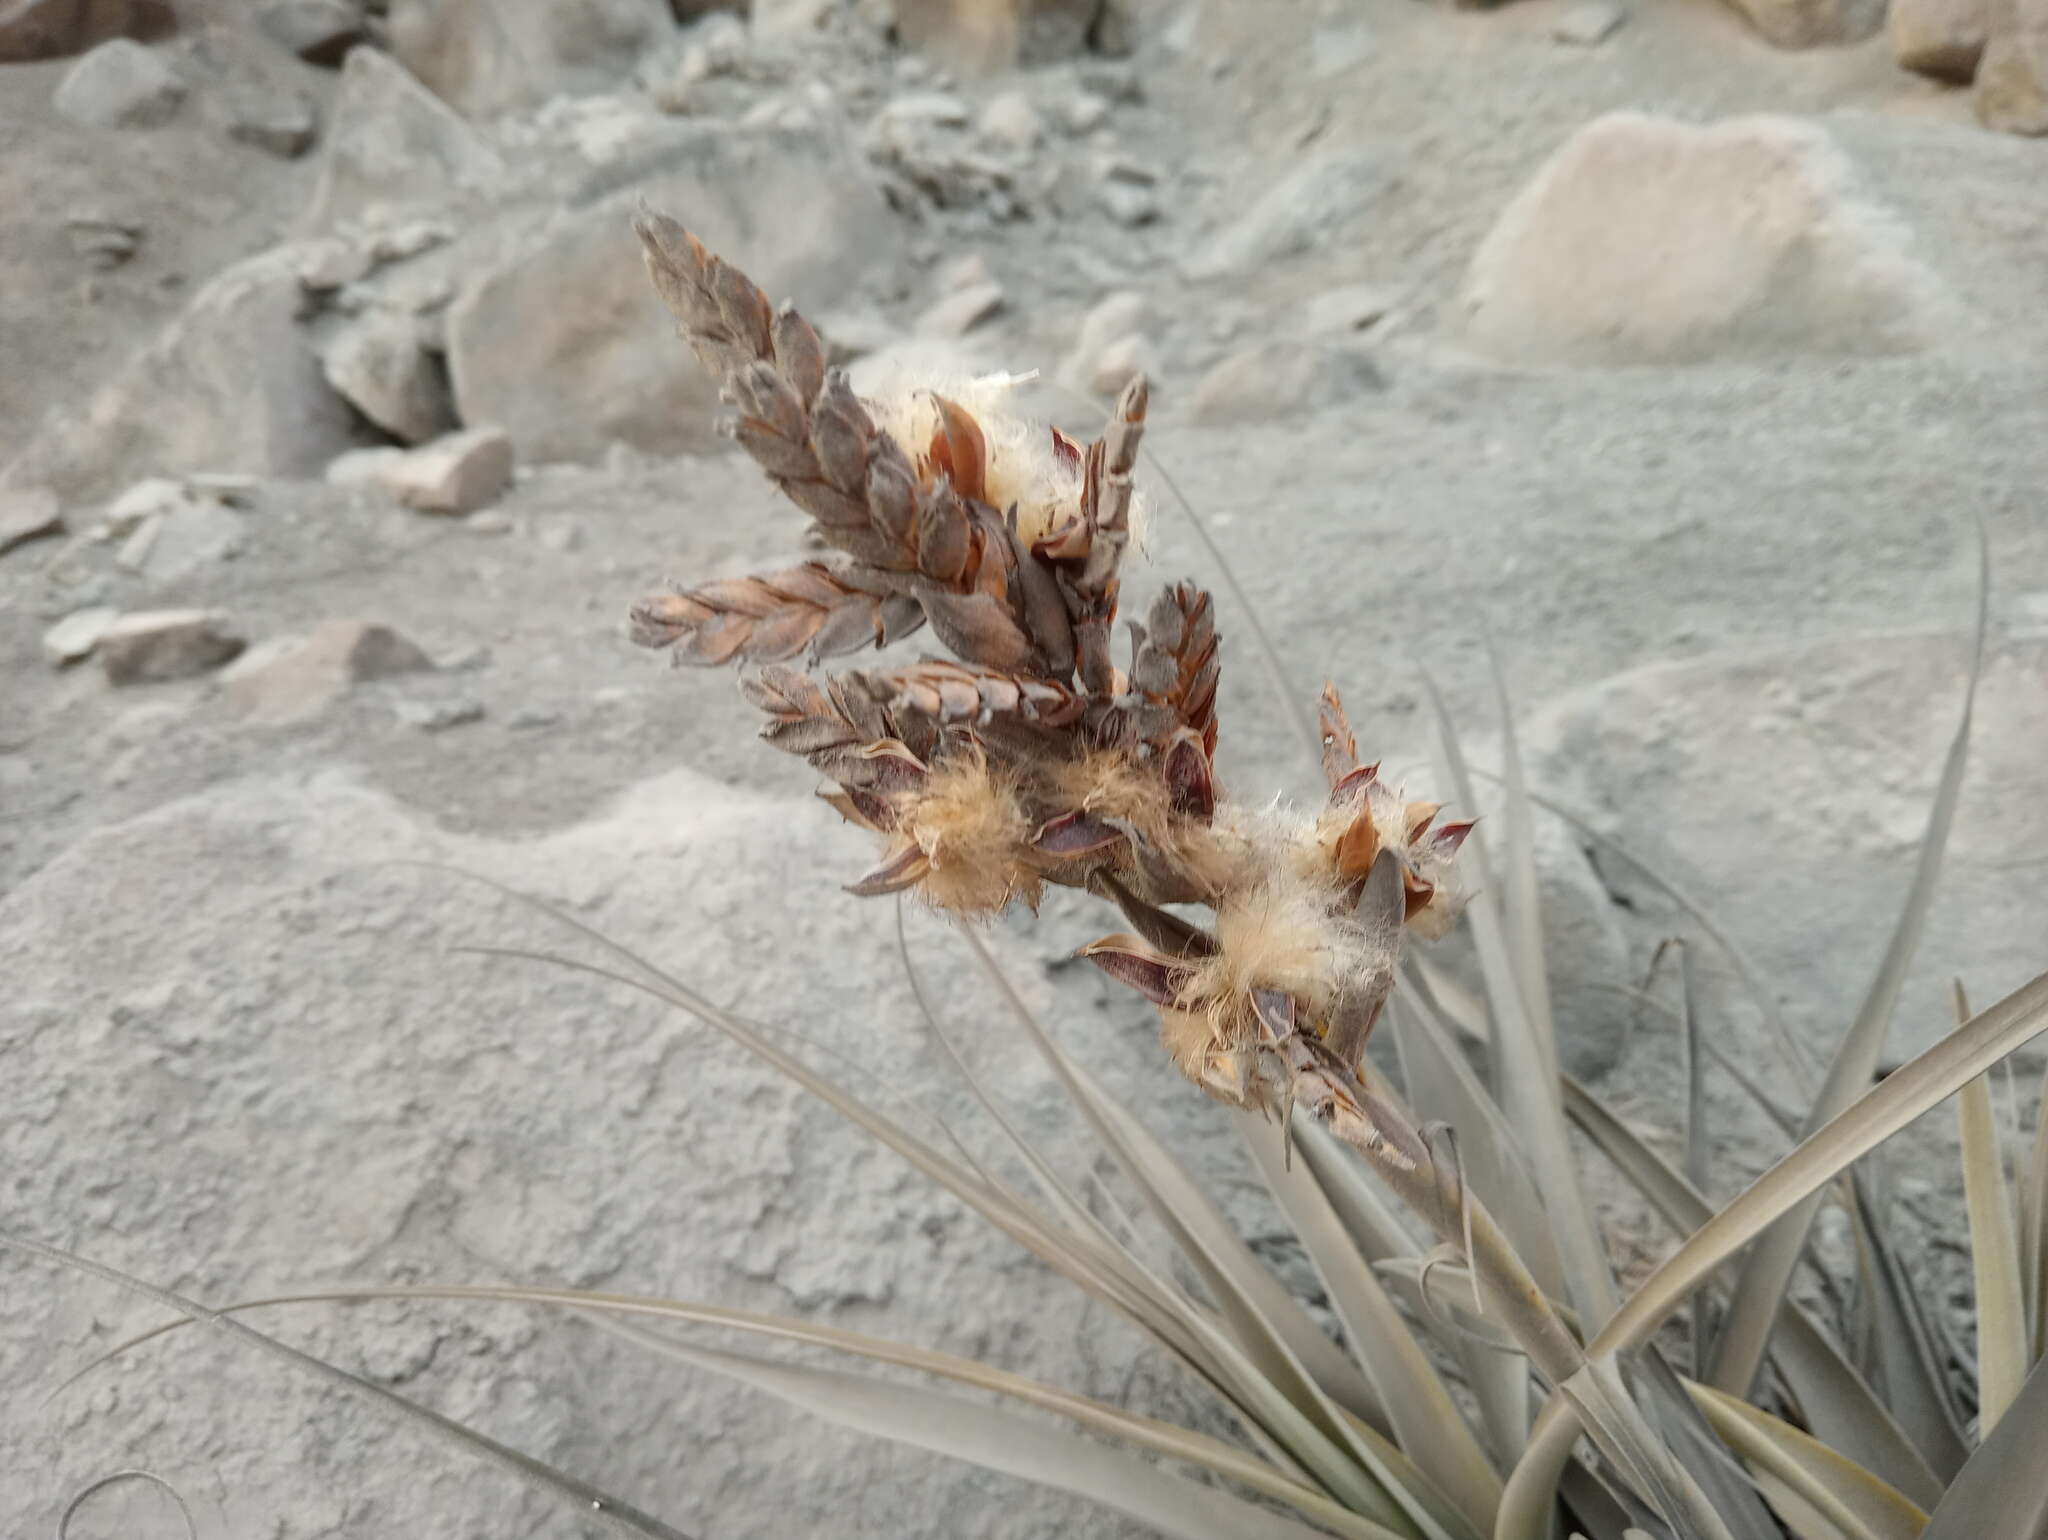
[978,90,1043,151]
[1063,92,1111,135]
[395,698,486,732]
[97,609,247,685]
[42,606,118,667]
[296,237,374,292]
[882,92,972,129]
[64,212,142,270]
[0,487,63,557]
[379,427,515,515]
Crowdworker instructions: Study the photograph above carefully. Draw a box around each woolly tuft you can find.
[897,752,1039,916]
[858,368,1152,553]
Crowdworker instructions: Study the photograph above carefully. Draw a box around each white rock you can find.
[1057,290,1150,393]
[101,477,189,536]
[97,609,247,685]
[1096,177,1158,227]
[1062,90,1110,134]
[1083,332,1158,396]
[1296,282,1398,338]
[394,696,485,731]
[52,38,184,129]
[1459,113,1953,366]
[1553,0,1626,44]
[321,310,457,445]
[915,279,1004,337]
[223,619,435,723]
[377,427,513,515]
[881,91,971,128]
[977,90,1042,150]
[1978,0,2048,132]
[0,487,62,557]
[325,445,407,489]
[259,0,367,64]
[295,237,373,291]
[298,46,506,233]
[42,606,118,666]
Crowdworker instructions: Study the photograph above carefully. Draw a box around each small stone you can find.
[1062,91,1110,135]
[464,510,513,534]
[379,427,515,515]
[64,211,142,269]
[1891,0,1985,82]
[258,0,367,65]
[934,251,994,293]
[43,606,119,667]
[296,238,374,292]
[0,487,64,557]
[1096,178,1158,227]
[53,38,185,129]
[223,618,434,722]
[100,477,187,537]
[395,697,485,731]
[115,498,246,583]
[97,609,246,684]
[978,90,1042,150]
[882,91,972,128]
[1084,333,1158,396]
[916,279,1004,337]
[224,82,320,159]
[1058,289,1151,394]
[369,221,453,264]
[1553,0,1626,43]
[322,311,457,445]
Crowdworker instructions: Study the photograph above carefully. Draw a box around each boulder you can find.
[52,36,184,128]
[387,0,673,118]
[97,609,246,684]
[444,126,895,463]
[4,246,368,502]
[1890,0,1987,78]
[298,45,507,233]
[1719,0,1883,45]
[1978,0,2048,132]
[0,0,173,64]
[321,310,459,444]
[1458,113,1953,366]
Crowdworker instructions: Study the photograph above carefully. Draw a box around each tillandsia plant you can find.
[627,209,1474,1154]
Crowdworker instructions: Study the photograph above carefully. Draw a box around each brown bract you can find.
[625,211,1468,1143]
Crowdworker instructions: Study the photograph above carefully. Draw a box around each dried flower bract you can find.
[626,210,1470,1148]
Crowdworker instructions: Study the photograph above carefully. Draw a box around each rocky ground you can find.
[3,0,2046,1535]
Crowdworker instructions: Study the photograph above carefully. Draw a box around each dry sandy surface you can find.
[3,0,2045,1535]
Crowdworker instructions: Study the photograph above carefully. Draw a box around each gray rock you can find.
[325,445,407,488]
[322,310,458,444]
[1978,0,2048,131]
[880,91,972,128]
[99,475,186,536]
[223,618,434,722]
[394,695,485,730]
[64,210,142,268]
[298,45,506,233]
[0,0,174,63]
[445,126,894,463]
[1459,113,1954,366]
[977,90,1042,150]
[295,236,374,291]
[1057,290,1151,396]
[258,0,366,64]
[387,0,671,118]
[915,279,1004,337]
[1062,90,1110,134]
[97,609,246,684]
[1553,0,1626,44]
[1189,340,1382,424]
[380,426,513,514]
[0,486,63,557]
[52,36,184,128]
[223,78,320,159]
[815,307,898,364]
[114,496,246,583]
[41,604,118,665]
[1295,282,1397,338]
[4,245,368,501]
[1719,0,1883,43]
[1891,0,1986,76]
[1096,176,1158,227]
[1187,149,1392,280]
